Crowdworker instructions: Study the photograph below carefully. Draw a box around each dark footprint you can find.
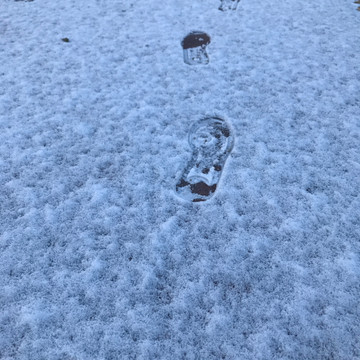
[176,116,234,202]
[181,31,211,66]
[219,0,240,11]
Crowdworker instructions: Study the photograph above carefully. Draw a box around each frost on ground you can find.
[1,0,360,359]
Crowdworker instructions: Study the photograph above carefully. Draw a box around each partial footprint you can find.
[181,31,211,66]
[176,117,234,202]
[219,0,240,11]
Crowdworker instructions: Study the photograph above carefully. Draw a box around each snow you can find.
[1,0,360,358]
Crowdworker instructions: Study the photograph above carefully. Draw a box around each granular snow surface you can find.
[1,0,360,359]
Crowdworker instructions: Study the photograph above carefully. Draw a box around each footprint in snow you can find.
[181,31,211,66]
[219,0,241,11]
[176,117,234,203]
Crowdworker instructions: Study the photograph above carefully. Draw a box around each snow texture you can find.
[1,0,360,359]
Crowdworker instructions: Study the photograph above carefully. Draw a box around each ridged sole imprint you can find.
[219,0,241,11]
[176,117,234,202]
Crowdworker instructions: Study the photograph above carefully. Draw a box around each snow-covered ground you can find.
[1,0,360,358]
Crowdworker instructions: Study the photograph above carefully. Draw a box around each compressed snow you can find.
[1,0,360,359]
